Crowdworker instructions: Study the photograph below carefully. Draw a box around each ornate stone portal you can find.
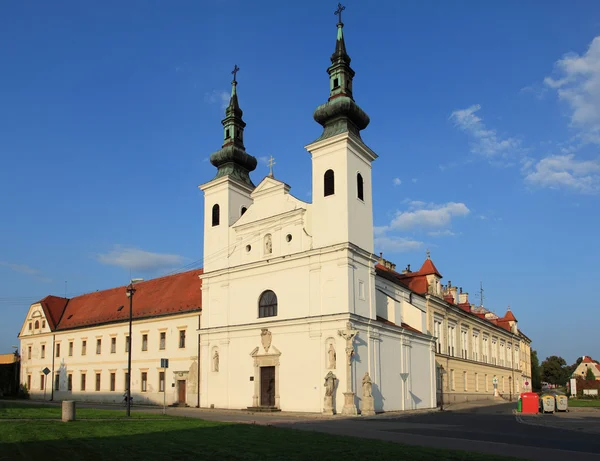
[338,321,359,415]
[323,371,337,415]
[250,329,281,410]
[361,372,375,416]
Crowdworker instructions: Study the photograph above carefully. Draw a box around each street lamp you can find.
[439,365,446,411]
[11,346,18,394]
[509,376,512,402]
[125,278,143,417]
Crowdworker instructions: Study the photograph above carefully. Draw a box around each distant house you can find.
[572,356,600,380]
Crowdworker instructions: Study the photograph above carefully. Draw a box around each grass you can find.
[0,401,168,419]
[0,401,522,461]
[569,399,600,408]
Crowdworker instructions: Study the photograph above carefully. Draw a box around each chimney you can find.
[458,291,469,304]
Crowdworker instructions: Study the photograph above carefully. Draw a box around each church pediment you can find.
[251,176,291,200]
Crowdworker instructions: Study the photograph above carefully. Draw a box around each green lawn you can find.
[0,400,168,419]
[0,400,521,461]
[569,399,600,407]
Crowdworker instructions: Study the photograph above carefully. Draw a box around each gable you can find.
[18,298,63,337]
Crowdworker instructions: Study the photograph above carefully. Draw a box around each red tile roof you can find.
[419,258,442,278]
[582,356,596,363]
[502,309,517,322]
[35,270,203,331]
[38,295,69,330]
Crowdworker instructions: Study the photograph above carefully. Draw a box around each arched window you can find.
[212,204,220,227]
[357,173,364,201]
[241,206,247,216]
[259,290,278,318]
[324,169,335,197]
[34,320,39,329]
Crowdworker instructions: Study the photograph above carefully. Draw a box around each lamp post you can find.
[125,278,143,417]
[439,365,446,411]
[11,345,18,395]
[509,376,512,402]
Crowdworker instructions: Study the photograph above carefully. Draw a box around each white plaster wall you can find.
[20,312,200,406]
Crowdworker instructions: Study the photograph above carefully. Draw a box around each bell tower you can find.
[305,4,377,252]
[200,66,257,273]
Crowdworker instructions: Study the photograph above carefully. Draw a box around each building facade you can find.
[572,356,600,380]
[376,254,532,404]
[19,270,202,406]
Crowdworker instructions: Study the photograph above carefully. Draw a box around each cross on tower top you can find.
[231,64,240,82]
[334,3,345,24]
[268,156,276,178]
[426,249,431,260]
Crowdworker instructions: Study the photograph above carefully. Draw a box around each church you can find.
[197,10,437,414]
[17,9,458,414]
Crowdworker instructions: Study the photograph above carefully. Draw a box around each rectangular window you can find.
[447,325,456,357]
[434,319,442,354]
[55,343,61,358]
[159,332,166,350]
[142,334,148,351]
[461,330,468,359]
[124,372,129,391]
[475,373,479,392]
[125,336,130,353]
[179,330,186,349]
[27,374,31,390]
[141,372,147,392]
[41,344,45,359]
[27,346,32,360]
[54,373,60,391]
[111,337,116,354]
[81,373,86,391]
[28,322,32,330]
[40,375,45,390]
[96,339,102,355]
[464,371,468,391]
[95,373,101,391]
[472,333,479,361]
[159,371,165,392]
[68,341,73,357]
[82,340,87,356]
[110,372,116,392]
[67,373,73,391]
[482,336,489,363]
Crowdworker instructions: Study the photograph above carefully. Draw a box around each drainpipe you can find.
[196,313,201,408]
[50,334,56,401]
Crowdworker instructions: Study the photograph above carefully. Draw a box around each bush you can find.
[17,384,29,399]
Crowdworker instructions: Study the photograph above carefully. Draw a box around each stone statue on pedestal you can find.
[361,372,375,416]
[323,371,337,415]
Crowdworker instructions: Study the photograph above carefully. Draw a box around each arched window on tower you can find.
[259,290,278,318]
[212,204,220,227]
[34,320,39,330]
[357,173,364,201]
[324,169,335,197]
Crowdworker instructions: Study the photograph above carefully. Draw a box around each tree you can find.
[585,367,596,381]
[531,350,542,391]
[541,355,569,386]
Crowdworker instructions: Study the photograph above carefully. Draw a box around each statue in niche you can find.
[213,350,219,372]
[362,372,372,398]
[264,234,272,254]
[327,343,336,369]
[324,371,336,397]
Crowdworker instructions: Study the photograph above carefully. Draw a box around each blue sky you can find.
[1,1,599,364]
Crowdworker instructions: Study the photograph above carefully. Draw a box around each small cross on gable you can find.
[334,3,345,23]
[268,156,276,178]
[231,64,240,82]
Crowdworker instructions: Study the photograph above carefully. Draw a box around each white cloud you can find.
[412,178,418,183]
[0,261,51,282]
[390,201,470,230]
[374,236,423,253]
[258,156,270,166]
[524,154,600,194]
[204,90,230,109]
[544,36,600,144]
[96,246,186,272]
[450,104,522,159]
[428,230,458,237]
[392,178,401,186]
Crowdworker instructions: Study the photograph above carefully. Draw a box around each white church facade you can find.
[197,15,437,414]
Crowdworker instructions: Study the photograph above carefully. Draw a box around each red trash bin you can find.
[520,392,539,414]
